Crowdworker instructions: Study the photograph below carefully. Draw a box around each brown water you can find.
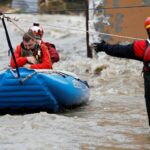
[64,95,149,149]
[0,14,149,150]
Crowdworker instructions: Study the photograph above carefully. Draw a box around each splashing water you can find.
[0,14,149,150]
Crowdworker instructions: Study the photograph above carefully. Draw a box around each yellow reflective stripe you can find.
[35,55,38,60]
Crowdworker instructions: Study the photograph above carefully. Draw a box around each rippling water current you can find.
[0,14,149,150]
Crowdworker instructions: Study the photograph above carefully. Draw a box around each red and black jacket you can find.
[10,43,52,69]
[102,39,150,71]
[103,40,146,61]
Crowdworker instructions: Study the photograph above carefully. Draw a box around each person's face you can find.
[23,39,36,50]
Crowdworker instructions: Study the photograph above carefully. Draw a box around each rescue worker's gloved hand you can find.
[92,40,106,53]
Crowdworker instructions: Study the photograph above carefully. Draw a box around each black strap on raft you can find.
[1,14,20,78]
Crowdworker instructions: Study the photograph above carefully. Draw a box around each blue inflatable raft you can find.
[0,68,90,113]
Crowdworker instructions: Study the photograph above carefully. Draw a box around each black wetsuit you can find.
[102,40,150,126]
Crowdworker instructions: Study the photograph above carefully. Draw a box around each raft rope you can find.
[9,68,37,83]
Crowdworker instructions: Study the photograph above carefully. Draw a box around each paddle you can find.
[1,13,20,78]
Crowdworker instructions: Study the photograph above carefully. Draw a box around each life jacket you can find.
[143,39,150,72]
[20,42,42,63]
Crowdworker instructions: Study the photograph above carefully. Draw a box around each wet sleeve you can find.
[103,43,141,60]
[10,45,27,68]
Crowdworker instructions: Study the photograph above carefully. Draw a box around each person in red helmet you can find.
[10,31,52,69]
[92,17,150,127]
[28,23,60,64]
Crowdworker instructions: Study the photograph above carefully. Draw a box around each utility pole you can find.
[85,0,93,58]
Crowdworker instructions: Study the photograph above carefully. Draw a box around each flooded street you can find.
[65,95,149,149]
[0,14,149,150]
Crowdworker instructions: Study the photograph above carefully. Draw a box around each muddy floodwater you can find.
[0,14,149,150]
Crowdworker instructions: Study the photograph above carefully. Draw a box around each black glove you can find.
[92,40,106,53]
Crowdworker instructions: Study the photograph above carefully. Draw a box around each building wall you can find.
[101,0,150,43]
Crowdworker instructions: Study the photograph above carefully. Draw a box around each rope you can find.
[7,17,25,34]
[92,32,144,41]
[22,19,144,40]
[6,15,144,41]
[38,23,144,40]
[7,17,41,41]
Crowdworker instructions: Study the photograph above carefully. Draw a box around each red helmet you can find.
[144,17,150,29]
[28,23,44,40]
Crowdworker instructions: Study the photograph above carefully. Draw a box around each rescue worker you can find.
[10,31,52,69]
[28,23,60,63]
[92,17,150,126]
